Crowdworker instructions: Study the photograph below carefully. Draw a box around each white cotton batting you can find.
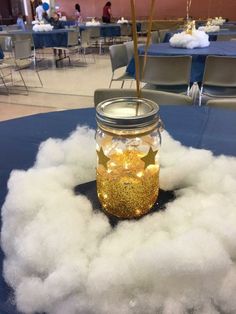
[1,127,236,314]
[169,30,210,49]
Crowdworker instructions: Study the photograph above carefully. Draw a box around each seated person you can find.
[43,12,65,29]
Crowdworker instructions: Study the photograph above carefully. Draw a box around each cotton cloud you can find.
[170,30,210,49]
[33,24,54,32]
[1,127,236,314]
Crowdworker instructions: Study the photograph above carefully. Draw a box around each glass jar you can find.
[96,97,162,219]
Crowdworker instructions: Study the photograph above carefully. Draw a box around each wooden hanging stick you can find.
[130,0,141,99]
[142,0,156,81]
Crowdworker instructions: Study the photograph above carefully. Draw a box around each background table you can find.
[0,29,69,49]
[1,105,236,313]
[79,23,121,37]
[163,29,236,43]
[61,20,77,28]
[127,41,236,83]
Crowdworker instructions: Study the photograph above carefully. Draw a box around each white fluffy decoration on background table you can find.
[198,25,220,33]
[32,24,54,32]
[2,126,236,314]
[211,18,226,26]
[117,18,129,24]
[85,21,101,26]
[170,30,210,49]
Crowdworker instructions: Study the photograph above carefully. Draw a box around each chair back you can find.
[124,41,134,63]
[151,31,159,44]
[67,30,79,46]
[0,36,13,52]
[109,43,128,72]
[89,26,101,39]
[12,33,34,49]
[140,21,148,33]
[7,24,20,31]
[0,25,8,31]
[207,98,236,109]
[94,88,193,106]
[124,41,143,63]
[226,25,236,31]
[158,29,169,43]
[80,29,90,48]
[120,24,131,37]
[13,39,32,59]
[139,55,192,86]
[203,56,236,87]
[217,34,236,41]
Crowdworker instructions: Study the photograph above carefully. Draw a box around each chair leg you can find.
[109,74,114,88]
[199,86,203,106]
[99,41,102,55]
[187,86,190,96]
[36,70,43,87]
[18,69,29,95]
[0,76,10,95]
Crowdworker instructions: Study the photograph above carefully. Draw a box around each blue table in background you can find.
[61,20,77,28]
[79,23,121,37]
[127,41,236,83]
[163,29,236,43]
[1,105,236,313]
[32,29,68,48]
[2,29,69,49]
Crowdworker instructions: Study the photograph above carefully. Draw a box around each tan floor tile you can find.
[0,53,115,120]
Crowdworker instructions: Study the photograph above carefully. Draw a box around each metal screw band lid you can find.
[96,97,160,129]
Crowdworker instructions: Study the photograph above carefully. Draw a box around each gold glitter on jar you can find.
[96,97,163,219]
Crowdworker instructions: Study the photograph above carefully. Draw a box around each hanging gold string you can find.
[142,0,156,81]
[130,0,141,99]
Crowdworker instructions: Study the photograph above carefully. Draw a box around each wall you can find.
[0,0,12,18]
[55,0,236,20]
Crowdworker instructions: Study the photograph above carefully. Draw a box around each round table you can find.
[127,41,236,83]
[0,105,236,313]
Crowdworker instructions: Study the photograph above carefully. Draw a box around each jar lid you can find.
[96,97,160,129]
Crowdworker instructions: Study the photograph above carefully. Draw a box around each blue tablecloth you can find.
[6,29,69,49]
[1,105,236,313]
[61,20,77,28]
[163,30,236,43]
[224,21,236,26]
[32,29,68,48]
[127,41,236,83]
[79,23,121,37]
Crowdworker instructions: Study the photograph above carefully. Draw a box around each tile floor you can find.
[0,52,127,121]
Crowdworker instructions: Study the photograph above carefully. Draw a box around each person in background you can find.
[75,3,82,23]
[16,13,25,30]
[102,1,112,23]
[36,0,45,21]
[44,12,65,29]
[43,12,65,57]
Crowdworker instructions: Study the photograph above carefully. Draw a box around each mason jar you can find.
[96,97,162,219]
